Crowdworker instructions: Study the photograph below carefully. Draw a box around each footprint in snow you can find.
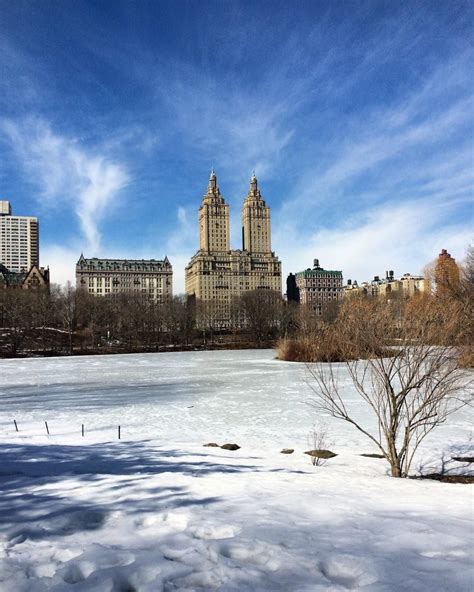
[319,554,378,589]
[61,560,95,584]
[189,524,240,540]
[135,512,189,533]
[219,541,280,571]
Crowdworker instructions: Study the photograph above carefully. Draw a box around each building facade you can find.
[295,259,343,314]
[0,263,50,291]
[434,248,460,297]
[185,171,281,324]
[0,200,39,273]
[344,270,430,298]
[76,256,172,301]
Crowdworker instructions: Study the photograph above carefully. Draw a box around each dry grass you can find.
[458,346,474,369]
[276,335,349,363]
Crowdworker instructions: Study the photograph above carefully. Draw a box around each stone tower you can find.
[242,172,271,254]
[199,169,230,253]
[185,171,281,327]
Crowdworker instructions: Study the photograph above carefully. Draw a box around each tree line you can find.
[1,247,472,358]
[0,285,310,357]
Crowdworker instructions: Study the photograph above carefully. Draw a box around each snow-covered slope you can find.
[0,350,472,591]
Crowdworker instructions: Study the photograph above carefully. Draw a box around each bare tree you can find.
[196,299,220,344]
[58,282,79,354]
[0,289,35,356]
[307,297,472,477]
[164,295,195,345]
[240,289,282,345]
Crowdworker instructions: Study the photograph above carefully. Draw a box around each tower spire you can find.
[208,168,217,192]
[250,171,258,193]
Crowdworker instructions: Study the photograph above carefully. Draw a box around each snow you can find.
[0,349,472,591]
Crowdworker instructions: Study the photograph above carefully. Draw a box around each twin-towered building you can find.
[72,170,437,313]
[75,170,281,310]
[185,170,281,321]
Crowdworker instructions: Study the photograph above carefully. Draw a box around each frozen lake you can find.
[1,349,315,448]
[0,350,472,591]
[1,349,470,454]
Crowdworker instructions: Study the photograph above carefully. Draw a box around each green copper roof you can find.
[295,267,342,278]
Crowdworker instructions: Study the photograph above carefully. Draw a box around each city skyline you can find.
[0,1,472,292]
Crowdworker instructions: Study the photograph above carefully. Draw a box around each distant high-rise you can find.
[0,200,39,273]
[185,171,281,325]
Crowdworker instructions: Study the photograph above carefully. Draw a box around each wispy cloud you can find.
[275,46,473,232]
[276,196,472,286]
[1,118,129,252]
[156,68,297,184]
[0,2,471,292]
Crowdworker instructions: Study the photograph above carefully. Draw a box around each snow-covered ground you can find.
[0,350,472,591]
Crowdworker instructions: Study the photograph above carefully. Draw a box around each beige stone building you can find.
[185,171,281,324]
[295,259,343,314]
[344,270,430,298]
[76,256,172,301]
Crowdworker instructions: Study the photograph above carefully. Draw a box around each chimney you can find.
[347,279,352,286]
[374,275,380,282]
[313,258,320,269]
[389,270,394,278]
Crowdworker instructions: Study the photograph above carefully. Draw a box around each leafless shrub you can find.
[307,297,472,478]
[307,421,331,466]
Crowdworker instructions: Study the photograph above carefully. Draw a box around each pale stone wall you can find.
[198,170,230,253]
[76,257,172,302]
[242,174,271,254]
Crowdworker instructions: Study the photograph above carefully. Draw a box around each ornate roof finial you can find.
[208,168,217,192]
[250,170,258,191]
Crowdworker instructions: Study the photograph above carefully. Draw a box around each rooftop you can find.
[76,255,172,272]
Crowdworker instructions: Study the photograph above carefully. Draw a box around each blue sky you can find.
[0,0,472,291]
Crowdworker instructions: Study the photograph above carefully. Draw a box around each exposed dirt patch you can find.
[414,474,474,484]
